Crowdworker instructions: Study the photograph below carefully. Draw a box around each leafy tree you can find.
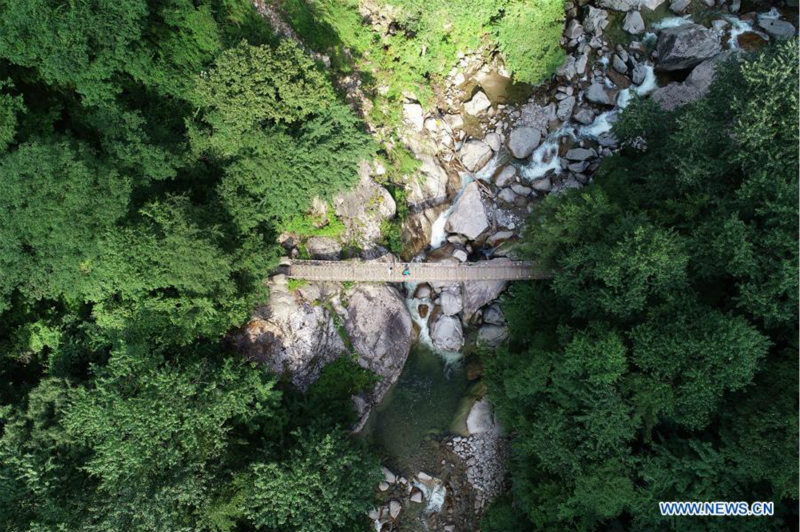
[0,140,130,311]
[92,197,265,344]
[0,378,92,532]
[0,3,381,532]
[193,39,334,138]
[63,343,281,531]
[191,39,374,230]
[242,428,381,532]
[0,80,24,150]
[0,0,148,104]
[487,42,798,531]
[217,105,374,229]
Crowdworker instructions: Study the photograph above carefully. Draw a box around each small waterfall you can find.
[518,136,564,181]
[724,7,776,49]
[617,63,657,109]
[652,15,693,30]
[474,152,502,182]
[429,174,474,249]
[515,61,658,183]
[405,281,465,370]
[578,111,616,138]
[405,281,434,349]
[414,479,447,513]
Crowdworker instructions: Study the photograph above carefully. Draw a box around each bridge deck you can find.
[286,259,549,283]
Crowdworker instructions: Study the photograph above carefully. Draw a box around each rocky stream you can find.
[240,1,796,530]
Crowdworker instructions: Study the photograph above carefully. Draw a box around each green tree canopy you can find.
[487,42,799,531]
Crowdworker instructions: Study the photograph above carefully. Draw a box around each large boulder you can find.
[459,140,494,172]
[464,91,491,115]
[557,95,576,121]
[304,236,342,260]
[669,0,690,12]
[403,103,425,132]
[462,258,510,319]
[466,397,495,435]
[345,284,413,401]
[623,11,645,34]
[656,24,722,71]
[598,0,662,9]
[564,19,584,40]
[652,51,735,110]
[585,83,615,106]
[430,315,464,352]
[439,288,463,316]
[445,182,490,240]
[494,166,517,187]
[584,6,610,35]
[758,17,796,40]
[565,147,597,161]
[477,324,509,347]
[482,304,505,326]
[507,127,542,159]
[596,0,636,12]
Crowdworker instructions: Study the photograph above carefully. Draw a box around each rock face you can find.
[345,285,413,403]
[305,236,341,259]
[403,103,425,132]
[430,315,465,352]
[507,127,542,159]
[656,24,722,71]
[403,205,446,257]
[652,51,735,110]
[334,161,396,247]
[236,279,345,390]
[459,140,494,172]
[445,182,490,240]
[407,154,449,206]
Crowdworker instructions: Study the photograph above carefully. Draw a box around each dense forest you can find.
[484,41,798,531]
[0,1,379,530]
[0,0,797,531]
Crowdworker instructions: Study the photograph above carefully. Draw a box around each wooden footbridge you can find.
[282,258,550,283]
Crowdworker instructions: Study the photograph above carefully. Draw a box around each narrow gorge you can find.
[237,1,797,530]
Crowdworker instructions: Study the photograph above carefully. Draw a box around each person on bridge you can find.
[402,265,410,277]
